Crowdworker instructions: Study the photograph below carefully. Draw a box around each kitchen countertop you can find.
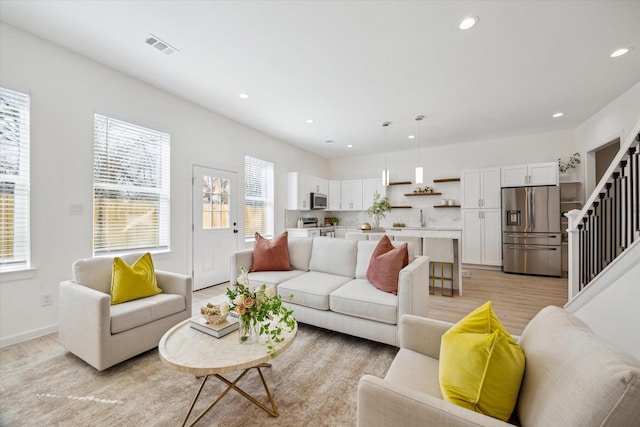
[385,225,462,231]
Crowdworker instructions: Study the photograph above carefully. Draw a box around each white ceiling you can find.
[1,1,639,159]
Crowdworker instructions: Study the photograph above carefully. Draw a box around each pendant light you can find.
[381,121,391,186]
[415,115,425,184]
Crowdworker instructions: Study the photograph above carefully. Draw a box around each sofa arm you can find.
[357,375,508,427]
[58,280,111,367]
[156,270,192,315]
[397,255,430,320]
[230,249,253,283]
[400,314,453,359]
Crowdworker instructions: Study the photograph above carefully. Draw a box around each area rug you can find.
[0,324,397,426]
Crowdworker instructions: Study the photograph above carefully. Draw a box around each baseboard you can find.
[0,323,58,348]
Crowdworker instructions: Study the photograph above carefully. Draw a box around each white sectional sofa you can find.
[230,236,430,346]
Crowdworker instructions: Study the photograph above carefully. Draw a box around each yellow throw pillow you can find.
[110,253,162,305]
[439,301,525,421]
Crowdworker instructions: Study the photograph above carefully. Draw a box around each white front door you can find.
[192,166,238,290]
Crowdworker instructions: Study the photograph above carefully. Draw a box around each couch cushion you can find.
[330,279,398,324]
[308,237,358,278]
[250,231,292,272]
[355,240,415,279]
[110,293,185,334]
[287,237,314,271]
[439,301,525,422]
[73,253,144,295]
[278,271,352,310]
[247,269,306,287]
[517,306,640,427]
[385,348,443,398]
[110,252,162,305]
[366,236,408,294]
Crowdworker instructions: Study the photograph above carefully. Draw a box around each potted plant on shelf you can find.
[367,192,391,230]
[558,152,581,180]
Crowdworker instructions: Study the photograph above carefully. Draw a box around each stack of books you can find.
[189,315,239,338]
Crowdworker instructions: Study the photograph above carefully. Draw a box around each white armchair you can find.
[58,253,192,371]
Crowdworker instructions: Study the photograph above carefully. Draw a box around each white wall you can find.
[329,129,576,227]
[0,23,327,346]
[575,82,640,195]
[567,243,640,360]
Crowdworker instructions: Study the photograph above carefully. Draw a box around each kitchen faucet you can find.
[420,209,425,227]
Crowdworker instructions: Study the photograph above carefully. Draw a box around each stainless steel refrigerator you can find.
[502,186,562,277]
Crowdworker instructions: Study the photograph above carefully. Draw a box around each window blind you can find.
[0,87,30,271]
[93,114,170,254]
[244,156,274,239]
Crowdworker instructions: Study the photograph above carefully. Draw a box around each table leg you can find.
[181,366,279,426]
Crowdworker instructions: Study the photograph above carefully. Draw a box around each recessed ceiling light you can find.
[325,140,334,144]
[306,119,314,124]
[347,144,353,148]
[408,135,415,139]
[610,47,632,58]
[553,112,564,118]
[458,16,479,30]
[239,93,249,99]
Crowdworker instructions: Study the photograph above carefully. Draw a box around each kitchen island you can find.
[385,226,463,296]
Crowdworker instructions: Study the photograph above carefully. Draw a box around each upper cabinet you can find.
[362,178,386,209]
[461,167,501,209]
[287,172,328,210]
[501,162,558,187]
[308,175,328,194]
[341,179,363,211]
[328,180,341,210]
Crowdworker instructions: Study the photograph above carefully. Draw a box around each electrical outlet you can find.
[41,293,53,307]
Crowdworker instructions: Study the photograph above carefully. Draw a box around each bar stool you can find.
[423,237,454,297]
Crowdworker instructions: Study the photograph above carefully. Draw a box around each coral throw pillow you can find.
[250,231,293,272]
[366,235,408,294]
[110,252,162,305]
[439,301,525,421]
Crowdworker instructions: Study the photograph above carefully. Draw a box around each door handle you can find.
[233,229,238,234]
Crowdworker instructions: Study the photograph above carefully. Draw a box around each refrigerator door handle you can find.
[507,234,558,238]
[507,246,558,250]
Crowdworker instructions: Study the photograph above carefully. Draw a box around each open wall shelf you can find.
[434,205,460,208]
[433,178,460,183]
[388,181,412,186]
[404,192,442,196]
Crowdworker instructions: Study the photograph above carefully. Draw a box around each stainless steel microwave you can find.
[310,192,327,209]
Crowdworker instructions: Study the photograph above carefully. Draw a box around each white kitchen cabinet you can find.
[461,167,501,209]
[287,172,309,210]
[501,162,558,187]
[287,228,321,238]
[341,179,363,211]
[287,172,329,210]
[462,208,502,266]
[308,176,328,194]
[362,178,386,210]
[328,180,341,210]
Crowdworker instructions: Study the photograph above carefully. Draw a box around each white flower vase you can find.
[238,314,259,344]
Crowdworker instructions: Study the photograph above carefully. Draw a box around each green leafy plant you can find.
[367,191,392,219]
[227,267,295,357]
[558,152,581,173]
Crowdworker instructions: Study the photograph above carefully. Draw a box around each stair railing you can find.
[566,125,640,300]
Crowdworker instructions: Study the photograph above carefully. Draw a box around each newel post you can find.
[565,209,582,300]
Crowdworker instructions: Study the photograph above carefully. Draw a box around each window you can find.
[0,87,30,272]
[244,156,274,240]
[93,115,170,255]
[202,174,230,229]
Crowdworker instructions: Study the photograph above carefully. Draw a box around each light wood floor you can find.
[1,269,566,364]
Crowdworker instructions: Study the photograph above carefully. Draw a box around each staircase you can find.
[564,122,640,359]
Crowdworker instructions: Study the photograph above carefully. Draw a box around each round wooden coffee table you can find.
[159,316,297,426]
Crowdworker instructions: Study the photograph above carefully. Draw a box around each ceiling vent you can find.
[145,34,179,55]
